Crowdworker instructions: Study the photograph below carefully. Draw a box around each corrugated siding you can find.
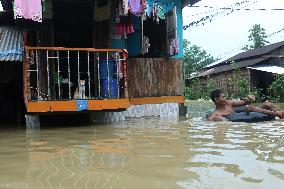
[0,26,24,62]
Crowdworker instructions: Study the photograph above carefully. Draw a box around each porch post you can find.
[25,114,40,129]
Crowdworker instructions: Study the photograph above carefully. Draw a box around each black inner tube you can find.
[207,106,275,122]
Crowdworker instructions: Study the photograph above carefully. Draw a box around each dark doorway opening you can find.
[0,63,25,126]
[142,19,167,58]
[53,0,93,48]
[52,0,95,99]
[252,70,274,100]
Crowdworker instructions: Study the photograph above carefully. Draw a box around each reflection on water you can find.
[0,102,284,189]
[0,118,188,189]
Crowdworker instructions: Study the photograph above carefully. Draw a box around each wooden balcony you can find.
[24,47,130,113]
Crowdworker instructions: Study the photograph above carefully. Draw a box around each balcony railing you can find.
[24,47,128,102]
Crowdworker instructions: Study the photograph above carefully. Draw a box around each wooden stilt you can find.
[179,103,187,116]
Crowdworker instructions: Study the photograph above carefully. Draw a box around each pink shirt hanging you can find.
[129,0,142,15]
[14,0,42,22]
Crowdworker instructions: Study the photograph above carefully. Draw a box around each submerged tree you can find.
[183,39,217,77]
[243,24,269,50]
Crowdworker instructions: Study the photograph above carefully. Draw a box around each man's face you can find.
[215,93,226,105]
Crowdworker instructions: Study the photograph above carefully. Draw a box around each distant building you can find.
[190,41,284,97]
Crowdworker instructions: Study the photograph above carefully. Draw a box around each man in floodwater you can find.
[207,89,284,121]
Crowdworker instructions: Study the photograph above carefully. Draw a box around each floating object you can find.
[206,106,275,123]
[225,112,275,122]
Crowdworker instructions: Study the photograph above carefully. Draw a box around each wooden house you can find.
[0,25,25,124]
[0,0,200,127]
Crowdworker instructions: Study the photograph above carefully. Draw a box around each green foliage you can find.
[185,78,217,100]
[185,61,262,101]
[243,24,269,51]
[183,39,218,77]
[268,74,284,102]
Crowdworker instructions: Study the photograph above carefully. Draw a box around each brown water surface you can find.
[0,103,284,189]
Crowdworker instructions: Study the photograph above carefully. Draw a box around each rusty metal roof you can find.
[0,26,24,61]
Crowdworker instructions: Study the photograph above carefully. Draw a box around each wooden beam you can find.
[26,96,184,113]
[130,96,185,105]
[25,46,128,53]
[50,101,77,112]
[88,99,130,110]
[27,101,51,112]
[26,99,131,113]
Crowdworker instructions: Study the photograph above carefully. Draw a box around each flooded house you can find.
[0,0,200,127]
[190,41,284,98]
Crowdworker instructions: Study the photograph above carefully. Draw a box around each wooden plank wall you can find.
[127,58,184,98]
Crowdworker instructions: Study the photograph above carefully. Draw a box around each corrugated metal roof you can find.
[248,65,284,75]
[0,26,24,61]
[196,57,269,77]
[205,41,284,69]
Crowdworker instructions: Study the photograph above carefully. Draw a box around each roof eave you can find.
[182,0,201,8]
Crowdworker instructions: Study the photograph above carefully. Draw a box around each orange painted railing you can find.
[24,47,128,103]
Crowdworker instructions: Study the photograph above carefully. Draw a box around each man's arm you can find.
[229,95,255,107]
[229,99,249,107]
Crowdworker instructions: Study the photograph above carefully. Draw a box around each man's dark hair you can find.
[210,89,223,103]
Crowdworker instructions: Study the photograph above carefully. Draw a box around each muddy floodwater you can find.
[0,101,284,189]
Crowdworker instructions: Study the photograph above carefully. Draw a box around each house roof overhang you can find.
[0,26,24,62]
[248,65,284,75]
[182,0,201,8]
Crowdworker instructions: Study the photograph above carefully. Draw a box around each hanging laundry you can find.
[42,0,53,20]
[145,2,151,18]
[169,38,179,56]
[129,0,142,15]
[94,0,110,21]
[152,2,159,23]
[141,0,148,20]
[114,15,134,39]
[122,0,129,15]
[118,0,124,16]
[14,0,42,22]
[156,4,166,20]
[141,36,150,55]
[150,1,175,23]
